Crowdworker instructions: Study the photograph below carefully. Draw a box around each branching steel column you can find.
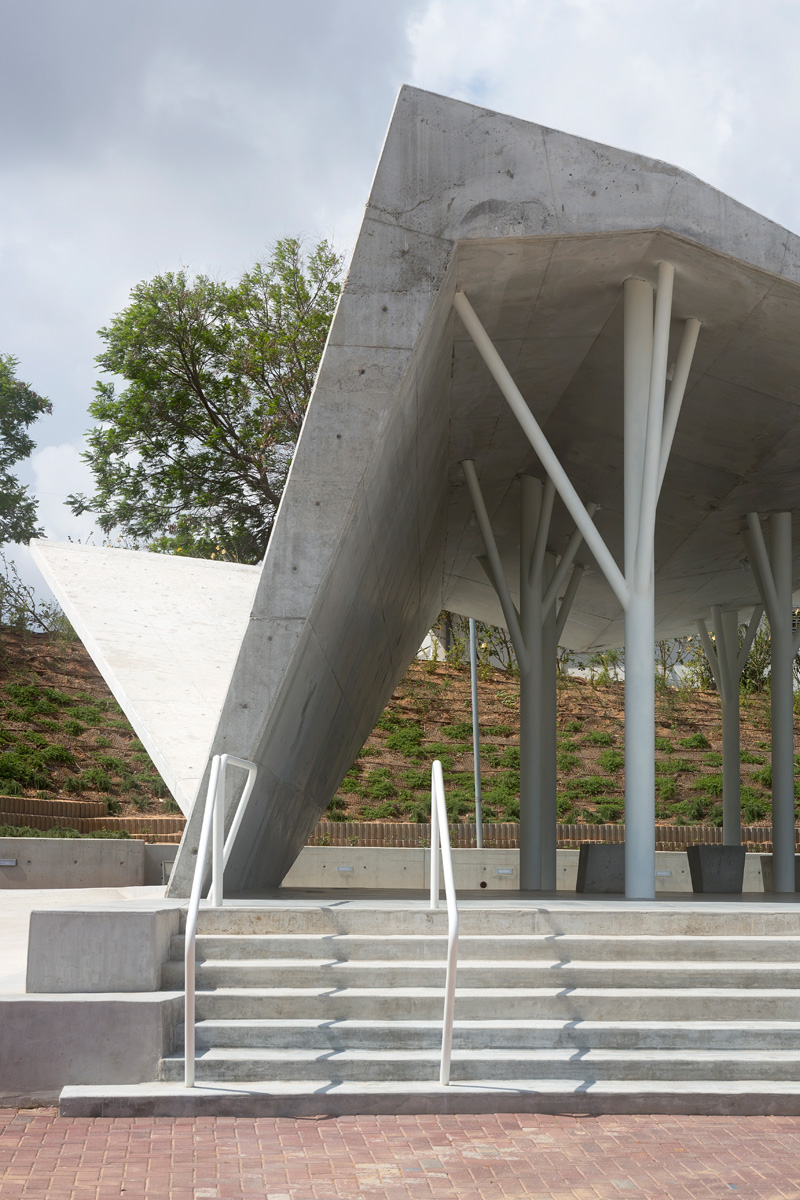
[456,274,699,900]
[541,552,558,890]
[745,511,795,893]
[697,604,763,846]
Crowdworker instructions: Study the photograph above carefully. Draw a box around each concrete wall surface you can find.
[282,846,767,893]
[26,904,182,993]
[0,993,181,1107]
[0,837,145,890]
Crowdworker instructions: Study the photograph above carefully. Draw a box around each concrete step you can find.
[177,1017,800,1052]
[189,905,800,938]
[161,957,800,991]
[174,932,800,963]
[158,1046,800,1084]
[58,1077,800,1118]
[188,985,800,1022]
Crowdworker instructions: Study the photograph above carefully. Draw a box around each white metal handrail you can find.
[184,753,258,1088]
[429,758,459,1086]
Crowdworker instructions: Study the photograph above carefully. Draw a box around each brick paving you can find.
[2,1108,800,1199]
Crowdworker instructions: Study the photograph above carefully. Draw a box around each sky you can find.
[4,0,800,595]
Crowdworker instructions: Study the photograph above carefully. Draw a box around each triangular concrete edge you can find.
[30,541,260,815]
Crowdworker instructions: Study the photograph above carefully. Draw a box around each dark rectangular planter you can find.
[687,844,745,893]
[576,843,625,893]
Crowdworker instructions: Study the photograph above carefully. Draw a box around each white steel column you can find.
[623,275,657,900]
[455,279,700,900]
[745,511,796,893]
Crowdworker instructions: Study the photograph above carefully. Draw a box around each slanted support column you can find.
[745,511,796,892]
[697,604,764,846]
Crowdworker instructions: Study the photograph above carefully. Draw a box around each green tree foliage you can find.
[69,238,343,563]
[0,354,51,544]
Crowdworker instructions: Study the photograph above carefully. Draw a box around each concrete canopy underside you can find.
[34,87,800,895]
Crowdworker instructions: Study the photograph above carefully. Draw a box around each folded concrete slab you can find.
[31,542,259,814]
[32,86,800,896]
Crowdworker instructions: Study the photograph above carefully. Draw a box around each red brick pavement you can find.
[2,1108,800,1199]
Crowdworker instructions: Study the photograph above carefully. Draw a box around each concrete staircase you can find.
[59,899,800,1115]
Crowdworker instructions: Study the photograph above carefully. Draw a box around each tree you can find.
[69,238,343,563]
[0,354,51,544]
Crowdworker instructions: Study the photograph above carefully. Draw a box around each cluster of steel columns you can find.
[454,267,797,899]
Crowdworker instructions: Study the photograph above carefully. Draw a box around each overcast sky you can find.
[5,0,800,590]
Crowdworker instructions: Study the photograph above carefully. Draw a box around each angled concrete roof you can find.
[34,87,800,894]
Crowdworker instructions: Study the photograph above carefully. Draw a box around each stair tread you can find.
[164,1046,800,1062]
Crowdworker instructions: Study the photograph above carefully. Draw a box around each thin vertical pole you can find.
[719,609,742,847]
[519,475,543,891]
[624,277,656,900]
[770,513,795,893]
[469,617,483,848]
[541,552,558,890]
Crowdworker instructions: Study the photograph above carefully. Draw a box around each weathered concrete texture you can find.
[30,542,260,814]
[0,836,144,889]
[577,844,626,893]
[688,845,746,893]
[26,904,181,992]
[0,993,180,1106]
[761,855,800,891]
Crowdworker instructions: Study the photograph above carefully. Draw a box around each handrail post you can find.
[429,758,459,1086]
[211,755,226,908]
[184,752,258,1088]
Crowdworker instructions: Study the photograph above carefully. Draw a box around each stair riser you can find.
[178,1025,800,1052]
[159,1057,800,1084]
[163,963,800,989]
[176,934,800,963]
[190,909,800,938]
[193,994,800,1021]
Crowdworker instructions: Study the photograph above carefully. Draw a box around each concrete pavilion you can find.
[34,85,800,902]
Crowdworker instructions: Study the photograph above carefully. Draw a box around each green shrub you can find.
[557,748,579,773]
[678,732,710,749]
[71,706,104,725]
[742,795,770,822]
[400,768,430,790]
[656,776,677,801]
[358,745,380,757]
[361,800,401,819]
[708,803,724,827]
[76,767,114,792]
[385,725,425,757]
[41,744,76,766]
[161,796,181,814]
[584,730,613,746]
[482,724,511,738]
[740,750,764,764]
[753,765,772,788]
[94,755,127,776]
[103,796,122,815]
[579,807,603,824]
[94,736,112,749]
[571,775,617,797]
[598,749,625,773]
[481,746,501,768]
[656,757,697,774]
[0,824,130,839]
[691,773,724,797]
[63,720,86,738]
[597,801,624,822]
[654,736,674,753]
[563,720,582,733]
[704,752,723,767]
[500,746,520,768]
[0,750,50,789]
[363,767,396,801]
[441,721,472,741]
